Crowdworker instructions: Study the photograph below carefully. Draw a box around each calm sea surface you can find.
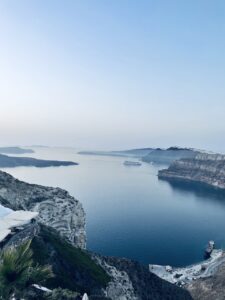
[1,147,225,267]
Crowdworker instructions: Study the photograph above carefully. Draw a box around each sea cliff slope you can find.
[0,170,86,248]
[158,152,225,189]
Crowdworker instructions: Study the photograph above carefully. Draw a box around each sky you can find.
[0,0,225,151]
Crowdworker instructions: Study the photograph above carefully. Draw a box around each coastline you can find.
[149,249,225,286]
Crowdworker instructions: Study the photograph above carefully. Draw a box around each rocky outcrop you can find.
[0,171,86,248]
[187,259,225,300]
[142,147,198,165]
[94,255,192,300]
[158,153,225,189]
[0,153,77,168]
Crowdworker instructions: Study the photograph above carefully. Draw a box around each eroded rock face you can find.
[93,255,192,300]
[93,256,138,300]
[187,260,225,300]
[158,153,225,189]
[0,171,86,248]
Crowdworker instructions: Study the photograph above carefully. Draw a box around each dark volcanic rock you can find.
[0,153,77,168]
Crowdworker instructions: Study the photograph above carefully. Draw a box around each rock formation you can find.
[158,152,225,189]
[94,255,192,300]
[187,259,225,300]
[0,170,86,248]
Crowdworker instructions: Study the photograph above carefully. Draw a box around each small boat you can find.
[123,161,142,166]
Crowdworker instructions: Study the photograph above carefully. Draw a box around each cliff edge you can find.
[0,170,86,248]
[158,153,225,189]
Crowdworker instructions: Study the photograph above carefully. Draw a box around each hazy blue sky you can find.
[0,0,225,151]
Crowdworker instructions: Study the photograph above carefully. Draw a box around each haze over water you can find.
[2,147,225,267]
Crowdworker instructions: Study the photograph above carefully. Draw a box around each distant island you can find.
[0,146,34,154]
[0,153,77,168]
[79,147,201,165]
[142,147,199,165]
[78,148,153,158]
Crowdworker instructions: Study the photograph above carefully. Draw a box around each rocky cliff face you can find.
[158,153,225,189]
[187,259,225,300]
[0,170,86,248]
[94,255,192,300]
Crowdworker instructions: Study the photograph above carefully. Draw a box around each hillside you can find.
[0,171,193,300]
[3,222,192,300]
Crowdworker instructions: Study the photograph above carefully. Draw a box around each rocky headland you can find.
[158,152,225,189]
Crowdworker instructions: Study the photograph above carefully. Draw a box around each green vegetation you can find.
[0,226,110,298]
[0,240,53,300]
[31,225,111,293]
[45,288,80,300]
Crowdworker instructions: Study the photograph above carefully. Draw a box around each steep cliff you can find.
[2,222,192,300]
[187,259,225,300]
[158,153,225,189]
[0,171,86,248]
[0,171,193,299]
